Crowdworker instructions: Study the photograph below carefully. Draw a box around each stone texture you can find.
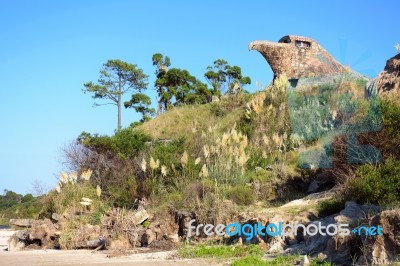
[249,35,347,79]
[9,219,36,228]
[29,219,58,249]
[376,53,400,94]
[357,210,400,265]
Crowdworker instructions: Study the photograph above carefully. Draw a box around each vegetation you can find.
[317,197,346,217]
[205,59,251,96]
[0,190,41,225]
[83,59,149,130]
[347,156,400,206]
[179,244,263,259]
[10,50,398,266]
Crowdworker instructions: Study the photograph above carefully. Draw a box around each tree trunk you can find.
[117,93,121,131]
[117,79,122,131]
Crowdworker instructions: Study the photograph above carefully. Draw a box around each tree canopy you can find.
[205,59,251,95]
[83,59,149,130]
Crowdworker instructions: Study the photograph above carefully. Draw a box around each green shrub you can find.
[227,186,255,206]
[381,99,400,142]
[347,156,400,206]
[78,128,151,159]
[317,197,346,217]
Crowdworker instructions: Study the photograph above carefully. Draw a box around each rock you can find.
[267,236,285,253]
[324,233,361,265]
[132,209,149,225]
[77,237,106,249]
[358,210,400,265]
[211,95,219,102]
[334,201,379,226]
[300,255,310,266]
[51,213,60,222]
[249,35,347,79]
[8,234,25,251]
[377,54,400,94]
[165,233,180,243]
[174,210,195,238]
[15,230,29,241]
[108,238,130,250]
[29,219,57,249]
[9,219,36,228]
[141,229,156,247]
[286,216,335,255]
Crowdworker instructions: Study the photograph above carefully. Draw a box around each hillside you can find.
[4,36,400,265]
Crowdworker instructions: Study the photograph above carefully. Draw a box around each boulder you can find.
[9,219,36,228]
[132,209,149,225]
[51,213,60,222]
[141,229,156,247]
[334,201,380,226]
[377,54,400,94]
[29,219,58,249]
[358,210,400,265]
[8,234,25,251]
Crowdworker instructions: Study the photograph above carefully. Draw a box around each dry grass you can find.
[139,101,245,141]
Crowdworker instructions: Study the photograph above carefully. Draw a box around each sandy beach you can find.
[0,230,221,265]
[0,229,16,250]
[0,249,224,266]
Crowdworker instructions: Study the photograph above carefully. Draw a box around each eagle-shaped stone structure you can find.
[249,35,347,79]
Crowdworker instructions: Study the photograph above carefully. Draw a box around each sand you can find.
[0,231,222,265]
[0,249,225,266]
[0,230,16,250]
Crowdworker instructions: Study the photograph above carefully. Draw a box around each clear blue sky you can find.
[0,0,398,194]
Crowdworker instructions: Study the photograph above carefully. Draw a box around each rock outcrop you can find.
[357,210,400,265]
[376,53,400,94]
[249,35,347,79]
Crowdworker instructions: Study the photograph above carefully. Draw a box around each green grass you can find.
[138,97,246,140]
[317,197,346,217]
[232,254,301,266]
[232,254,334,266]
[179,244,263,259]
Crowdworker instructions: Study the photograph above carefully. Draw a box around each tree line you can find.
[83,55,251,130]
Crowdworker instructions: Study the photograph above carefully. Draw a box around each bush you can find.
[317,196,346,217]
[78,128,151,159]
[347,156,400,206]
[227,186,255,206]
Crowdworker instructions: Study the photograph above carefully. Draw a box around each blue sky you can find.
[0,0,398,194]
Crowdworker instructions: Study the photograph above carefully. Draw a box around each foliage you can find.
[179,244,263,259]
[83,59,149,130]
[227,186,255,205]
[152,53,212,113]
[124,93,155,123]
[205,59,251,95]
[78,128,151,160]
[317,196,346,217]
[347,156,400,206]
[0,191,41,224]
